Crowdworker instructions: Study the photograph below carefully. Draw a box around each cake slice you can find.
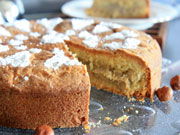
[0,18,90,129]
[86,0,150,18]
[55,19,162,101]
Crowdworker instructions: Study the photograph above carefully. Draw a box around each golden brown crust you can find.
[0,19,91,129]
[0,65,90,129]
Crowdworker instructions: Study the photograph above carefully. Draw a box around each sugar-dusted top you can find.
[0,17,157,70]
[63,19,142,50]
[44,48,81,70]
[0,18,83,70]
[71,19,94,30]
[0,51,31,67]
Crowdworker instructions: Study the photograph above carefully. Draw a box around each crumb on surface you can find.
[84,124,91,134]
[112,115,129,126]
[130,107,133,110]
[112,122,118,126]
[85,129,90,133]
[129,97,136,101]
[84,125,91,130]
[104,117,111,121]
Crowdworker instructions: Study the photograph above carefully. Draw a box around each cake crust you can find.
[0,18,90,129]
[0,66,90,129]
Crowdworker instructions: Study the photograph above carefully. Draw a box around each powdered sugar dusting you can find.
[0,44,9,52]
[103,42,123,50]
[78,31,99,48]
[121,29,139,38]
[29,32,40,37]
[0,39,2,43]
[9,39,23,46]
[78,31,96,39]
[71,19,94,30]
[104,32,125,41]
[103,38,140,50]
[29,48,41,53]
[13,19,31,32]
[100,22,122,29]
[65,29,76,36]
[44,48,81,70]
[15,34,28,40]
[37,18,63,30]
[83,40,98,48]
[14,45,27,50]
[41,31,69,44]
[0,26,11,36]
[0,57,6,66]
[92,24,111,34]
[2,51,31,67]
[123,38,140,49]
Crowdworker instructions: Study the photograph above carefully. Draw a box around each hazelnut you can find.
[170,75,180,90]
[33,125,54,135]
[156,86,173,102]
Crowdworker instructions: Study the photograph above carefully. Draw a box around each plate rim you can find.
[61,0,179,25]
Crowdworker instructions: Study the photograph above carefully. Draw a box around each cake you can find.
[55,19,161,101]
[86,0,150,18]
[0,17,161,129]
[0,18,90,129]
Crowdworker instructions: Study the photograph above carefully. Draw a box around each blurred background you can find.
[0,0,180,18]
[23,0,180,14]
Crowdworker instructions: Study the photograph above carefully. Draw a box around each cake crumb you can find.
[85,130,90,133]
[84,125,91,134]
[129,97,136,101]
[115,119,122,124]
[84,125,91,130]
[123,115,129,122]
[104,117,111,121]
[112,122,118,126]
[112,115,129,126]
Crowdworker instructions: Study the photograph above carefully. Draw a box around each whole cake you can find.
[0,18,90,129]
[0,17,161,129]
[86,0,150,18]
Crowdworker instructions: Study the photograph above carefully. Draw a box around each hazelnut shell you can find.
[156,86,173,102]
[170,75,180,90]
[33,125,54,135]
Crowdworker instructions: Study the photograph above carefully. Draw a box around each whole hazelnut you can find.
[170,75,180,90]
[156,86,173,102]
[33,125,54,135]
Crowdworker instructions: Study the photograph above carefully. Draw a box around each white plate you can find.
[61,0,178,25]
